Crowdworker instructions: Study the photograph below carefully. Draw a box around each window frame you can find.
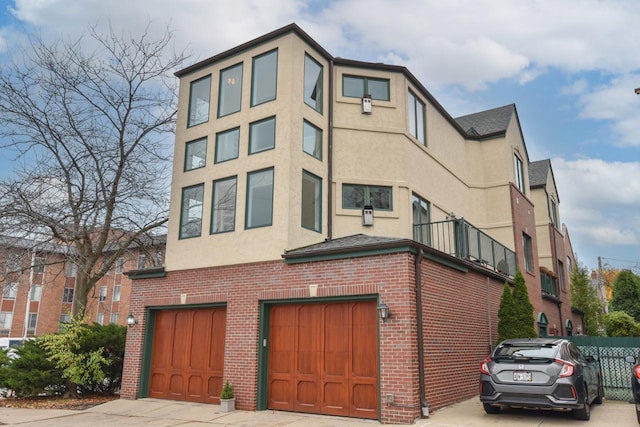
[412,193,430,244]
[523,232,534,273]
[0,312,12,330]
[218,63,243,118]
[304,53,323,113]
[27,312,37,330]
[514,154,525,192]
[115,257,124,274]
[110,313,119,324]
[179,183,205,239]
[211,175,238,234]
[62,287,74,303]
[113,285,121,302]
[2,282,18,299]
[408,90,426,145]
[184,137,208,171]
[249,116,276,155]
[342,184,393,211]
[245,167,275,229]
[215,127,240,164]
[99,286,107,302]
[251,49,278,107]
[342,75,390,101]
[187,75,211,127]
[301,170,322,233]
[302,120,322,160]
[32,256,45,274]
[29,285,42,301]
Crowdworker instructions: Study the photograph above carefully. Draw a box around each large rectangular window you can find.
[408,90,426,145]
[523,232,534,273]
[180,184,204,239]
[0,312,13,330]
[514,154,525,192]
[304,54,323,113]
[32,256,45,274]
[342,184,392,211]
[412,193,430,244]
[558,260,566,291]
[302,171,322,232]
[184,137,207,171]
[246,168,274,229]
[211,176,237,234]
[115,257,124,273]
[96,313,104,325]
[62,287,74,303]
[249,116,276,154]
[218,63,243,117]
[99,286,107,302]
[27,313,37,331]
[550,199,558,228]
[29,285,42,301]
[187,75,211,127]
[303,120,322,160]
[215,127,240,163]
[2,282,17,299]
[343,75,390,101]
[113,285,121,302]
[251,49,277,106]
[110,313,119,324]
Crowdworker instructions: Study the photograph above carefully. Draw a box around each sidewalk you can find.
[0,396,638,426]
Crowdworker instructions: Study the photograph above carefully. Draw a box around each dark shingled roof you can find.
[454,104,515,137]
[529,159,551,188]
[283,234,413,257]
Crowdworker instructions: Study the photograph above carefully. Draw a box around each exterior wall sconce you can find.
[377,302,391,322]
[127,313,138,327]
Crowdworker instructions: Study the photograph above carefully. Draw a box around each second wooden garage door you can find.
[268,301,379,419]
[148,307,226,403]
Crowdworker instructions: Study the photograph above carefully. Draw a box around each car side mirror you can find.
[625,355,637,364]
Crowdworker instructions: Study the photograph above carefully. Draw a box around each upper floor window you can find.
[2,282,18,299]
[215,127,240,163]
[27,312,37,331]
[64,261,77,277]
[304,54,323,113]
[342,184,392,211]
[303,120,322,160]
[343,75,390,101]
[110,313,119,324]
[179,183,204,239]
[251,49,277,107]
[302,171,322,233]
[408,90,426,145]
[523,232,533,273]
[113,285,121,302]
[514,154,525,192]
[6,254,22,273]
[246,168,274,229]
[184,137,207,171]
[211,176,237,234]
[558,259,566,291]
[0,312,12,330]
[137,255,146,269]
[32,256,45,274]
[218,63,243,118]
[62,287,74,303]
[29,285,42,301]
[187,75,211,127]
[99,286,107,302]
[412,193,430,244]
[249,116,276,154]
[96,313,104,325]
[115,257,124,274]
[550,199,558,228]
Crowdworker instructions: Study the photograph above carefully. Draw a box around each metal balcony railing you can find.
[413,218,516,278]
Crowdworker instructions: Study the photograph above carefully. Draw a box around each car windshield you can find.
[494,344,558,359]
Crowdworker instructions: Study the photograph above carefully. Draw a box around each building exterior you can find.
[120,24,582,424]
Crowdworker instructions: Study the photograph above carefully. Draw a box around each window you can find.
[342,184,392,211]
[537,312,548,337]
[218,63,243,117]
[211,176,237,234]
[514,154,525,192]
[251,49,277,106]
[59,314,71,324]
[246,168,274,229]
[187,75,211,127]
[113,285,121,302]
[184,137,207,171]
[408,90,426,145]
[137,255,146,269]
[249,116,276,154]
[27,312,37,330]
[412,194,430,244]
[302,171,322,232]
[64,261,77,277]
[558,260,566,291]
[180,184,204,239]
[96,313,104,325]
[550,199,558,228]
[62,287,74,303]
[155,252,164,267]
[215,127,240,163]
[115,257,124,274]
[303,120,322,160]
[342,75,389,101]
[6,253,22,273]
[110,313,118,324]
[523,232,533,273]
[304,54,323,113]
[29,285,42,301]
[2,283,18,299]
[0,312,12,330]
[99,286,107,302]
[32,256,45,274]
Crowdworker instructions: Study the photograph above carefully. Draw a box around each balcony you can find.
[413,218,516,277]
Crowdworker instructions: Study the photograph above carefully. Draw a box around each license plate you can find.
[513,371,532,382]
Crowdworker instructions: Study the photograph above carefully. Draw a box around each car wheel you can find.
[594,377,604,405]
[573,389,591,421]
[483,403,500,414]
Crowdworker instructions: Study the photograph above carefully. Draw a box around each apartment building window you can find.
[412,193,430,244]
[115,257,124,274]
[2,283,18,299]
[29,285,42,301]
[99,286,107,302]
[550,199,558,228]
[64,261,77,277]
[155,252,164,267]
[523,232,534,273]
[302,171,322,232]
[180,184,204,239]
[113,285,121,302]
[96,313,104,325]
[6,253,22,273]
[27,312,37,331]
[558,260,566,291]
[304,54,323,113]
[343,75,390,101]
[110,313,118,324]
[59,314,70,331]
[251,49,277,106]
[342,184,392,211]
[514,154,525,192]
[249,116,276,154]
[184,137,207,171]
[62,287,74,303]
[187,75,211,127]
[32,256,45,274]
[246,168,274,229]
[0,312,12,330]
[408,90,426,145]
[211,176,237,234]
[218,63,243,117]
[215,127,240,163]
[137,255,146,269]
[303,120,322,160]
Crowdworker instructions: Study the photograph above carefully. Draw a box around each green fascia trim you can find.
[422,250,468,273]
[284,245,417,264]
[128,269,167,280]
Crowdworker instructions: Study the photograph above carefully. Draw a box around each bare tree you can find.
[0,24,188,316]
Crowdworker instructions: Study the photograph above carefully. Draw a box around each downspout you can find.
[551,223,563,335]
[415,249,428,417]
[326,59,334,241]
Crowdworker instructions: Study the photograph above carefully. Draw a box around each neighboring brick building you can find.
[113,23,582,424]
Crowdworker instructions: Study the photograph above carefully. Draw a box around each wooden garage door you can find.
[149,307,226,403]
[268,301,378,419]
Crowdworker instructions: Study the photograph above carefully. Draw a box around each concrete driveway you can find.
[0,396,638,426]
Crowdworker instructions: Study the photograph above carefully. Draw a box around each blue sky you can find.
[0,0,639,272]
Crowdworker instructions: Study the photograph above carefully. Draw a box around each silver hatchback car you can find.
[480,338,603,420]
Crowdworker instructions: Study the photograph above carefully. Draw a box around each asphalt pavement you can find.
[0,396,638,426]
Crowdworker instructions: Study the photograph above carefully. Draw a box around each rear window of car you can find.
[494,344,558,359]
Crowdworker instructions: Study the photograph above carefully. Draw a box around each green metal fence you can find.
[566,336,640,401]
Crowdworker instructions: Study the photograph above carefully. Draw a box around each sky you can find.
[0,0,638,272]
